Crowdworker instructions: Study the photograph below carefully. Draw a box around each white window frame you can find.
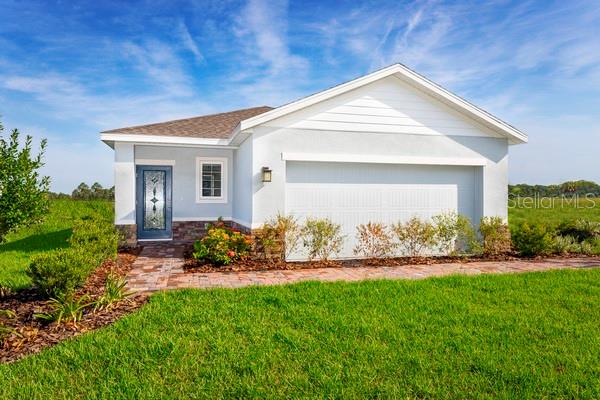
[196,157,228,203]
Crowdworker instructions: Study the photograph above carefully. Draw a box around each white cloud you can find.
[228,0,311,105]
[176,19,204,64]
[235,0,308,74]
[122,39,195,97]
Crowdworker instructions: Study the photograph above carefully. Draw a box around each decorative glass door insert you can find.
[143,170,166,230]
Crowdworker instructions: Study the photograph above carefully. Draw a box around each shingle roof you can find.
[102,106,273,139]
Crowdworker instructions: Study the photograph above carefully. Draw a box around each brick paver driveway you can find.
[126,244,600,292]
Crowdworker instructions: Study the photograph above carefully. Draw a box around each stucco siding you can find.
[114,142,135,225]
[232,137,253,226]
[251,128,508,227]
[134,145,234,220]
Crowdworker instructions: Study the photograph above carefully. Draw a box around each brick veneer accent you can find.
[171,220,253,241]
[116,220,254,245]
[116,224,137,248]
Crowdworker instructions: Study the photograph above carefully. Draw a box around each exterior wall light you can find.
[261,167,272,182]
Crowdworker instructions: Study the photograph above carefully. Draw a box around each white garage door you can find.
[285,161,481,259]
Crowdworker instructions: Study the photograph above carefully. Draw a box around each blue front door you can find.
[136,165,172,240]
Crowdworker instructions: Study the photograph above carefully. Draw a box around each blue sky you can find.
[1,0,599,192]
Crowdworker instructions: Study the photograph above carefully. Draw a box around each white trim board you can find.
[135,159,176,166]
[172,217,252,230]
[173,216,231,222]
[101,133,232,147]
[281,152,487,166]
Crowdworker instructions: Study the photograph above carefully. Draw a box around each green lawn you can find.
[1,270,599,398]
[0,199,113,290]
[509,196,600,226]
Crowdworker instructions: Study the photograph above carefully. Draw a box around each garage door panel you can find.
[285,161,480,259]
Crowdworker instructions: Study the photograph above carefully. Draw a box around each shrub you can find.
[580,241,594,255]
[557,220,600,242]
[391,217,437,257]
[28,247,94,298]
[552,235,581,255]
[69,219,118,264]
[479,217,512,256]
[193,225,252,266]
[254,223,280,261]
[432,212,479,256]
[257,214,301,261]
[94,274,132,311]
[35,294,93,326]
[27,216,119,298]
[512,222,554,257]
[588,237,600,255]
[353,222,394,259]
[301,218,345,262]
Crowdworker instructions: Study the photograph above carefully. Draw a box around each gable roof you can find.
[233,64,527,145]
[102,106,273,139]
[101,64,527,147]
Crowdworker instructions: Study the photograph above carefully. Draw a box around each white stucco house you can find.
[101,64,527,257]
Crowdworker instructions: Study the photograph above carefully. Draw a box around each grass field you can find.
[0,199,113,290]
[1,270,599,398]
[508,196,600,226]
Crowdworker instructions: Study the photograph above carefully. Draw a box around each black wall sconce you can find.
[261,166,272,182]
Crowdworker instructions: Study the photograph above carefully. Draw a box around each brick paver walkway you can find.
[126,244,600,292]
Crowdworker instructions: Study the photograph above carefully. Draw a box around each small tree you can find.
[0,121,50,241]
[433,212,479,256]
[391,217,437,257]
[353,222,395,259]
[479,216,512,256]
[301,218,345,262]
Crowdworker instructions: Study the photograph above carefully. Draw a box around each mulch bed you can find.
[183,251,595,273]
[0,248,145,364]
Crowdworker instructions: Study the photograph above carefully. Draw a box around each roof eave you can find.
[99,133,238,148]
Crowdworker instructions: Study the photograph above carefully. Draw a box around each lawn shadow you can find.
[0,229,72,253]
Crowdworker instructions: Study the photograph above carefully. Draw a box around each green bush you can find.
[588,237,600,255]
[193,225,252,266]
[28,248,94,297]
[301,218,345,261]
[557,219,600,242]
[94,274,132,311]
[69,219,118,264]
[35,294,93,326]
[579,241,595,255]
[512,222,554,257]
[391,217,437,257]
[479,217,512,256]
[432,212,479,256]
[27,216,119,298]
[552,235,581,255]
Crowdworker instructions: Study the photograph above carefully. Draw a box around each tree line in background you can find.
[49,182,114,200]
[509,180,600,197]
